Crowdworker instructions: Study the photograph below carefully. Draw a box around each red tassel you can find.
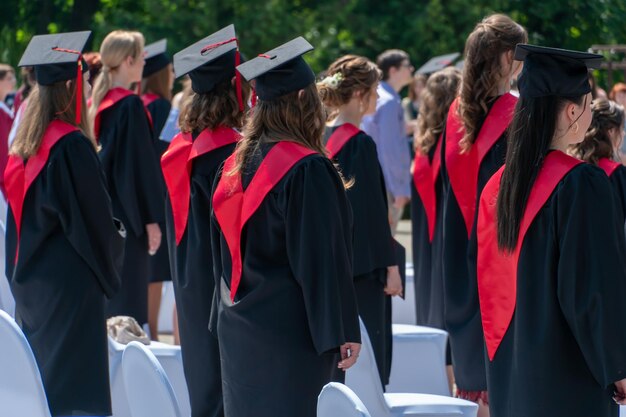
[75,60,83,125]
[251,88,257,107]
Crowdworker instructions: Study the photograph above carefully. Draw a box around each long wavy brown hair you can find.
[415,67,461,155]
[179,79,250,133]
[317,54,381,114]
[571,99,625,164]
[227,83,326,176]
[458,14,527,152]
[11,79,94,158]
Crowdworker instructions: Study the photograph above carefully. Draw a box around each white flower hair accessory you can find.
[321,72,344,89]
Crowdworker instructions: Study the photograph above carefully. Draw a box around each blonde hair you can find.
[458,14,527,152]
[317,55,381,113]
[11,80,94,158]
[88,30,144,126]
[415,67,462,155]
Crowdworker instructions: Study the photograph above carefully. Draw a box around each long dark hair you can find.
[496,94,585,251]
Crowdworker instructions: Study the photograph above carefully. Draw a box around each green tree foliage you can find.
[1,0,625,83]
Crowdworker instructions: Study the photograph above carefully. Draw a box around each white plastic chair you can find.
[392,264,416,325]
[0,199,15,317]
[122,341,182,417]
[387,324,450,396]
[318,382,372,417]
[157,281,176,334]
[345,318,477,417]
[109,337,191,417]
[0,309,51,417]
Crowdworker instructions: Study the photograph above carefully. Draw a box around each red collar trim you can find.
[445,93,517,237]
[413,137,443,242]
[161,126,240,245]
[477,150,582,360]
[212,141,316,302]
[326,123,362,158]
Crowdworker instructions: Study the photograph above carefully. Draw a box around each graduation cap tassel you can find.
[51,47,83,125]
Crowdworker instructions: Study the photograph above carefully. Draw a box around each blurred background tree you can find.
[1,0,625,87]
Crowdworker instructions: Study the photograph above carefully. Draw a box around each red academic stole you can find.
[445,93,517,237]
[598,157,621,177]
[5,120,79,244]
[141,93,160,108]
[161,126,240,245]
[413,137,443,242]
[326,123,362,158]
[212,141,316,302]
[93,87,153,141]
[476,150,582,361]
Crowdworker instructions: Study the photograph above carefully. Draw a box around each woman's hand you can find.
[338,342,361,371]
[385,265,403,297]
[614,378,626,404]
[145,223,162,255]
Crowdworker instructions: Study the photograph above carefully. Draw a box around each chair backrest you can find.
[0,309,51,417]
[345,318,391,417]
[122,341,182,417]
[318,382,372,417]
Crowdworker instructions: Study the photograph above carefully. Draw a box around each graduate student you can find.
[411,66,461,391]
[571,98,626,220]
[141,38,174,340]
[477,44,626,417]
[210,37,361,417]
[6,31,125,417]
[161,24,247,417]
[440,14,526,413]
[318,54,402,388]
[89,30,164,327]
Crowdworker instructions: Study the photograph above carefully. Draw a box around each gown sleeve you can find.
[114,97,165,236]
[51,135,125,298]
[556,165,626,387]
[285,156,361,354]
[339,134,396,275]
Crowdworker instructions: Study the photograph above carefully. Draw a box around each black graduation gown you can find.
[146,96,172,283]
[165,137,236,417]
[325,126,396,387]
[441,110,508,392]
[411,141,445,330]
[210,144,361,417]
[485,164,626,417]
[6,132,125,416]
[98,94,165,324]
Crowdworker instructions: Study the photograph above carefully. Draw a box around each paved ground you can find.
[395,220,412,262]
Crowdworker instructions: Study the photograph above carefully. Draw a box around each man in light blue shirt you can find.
[362,49,414,233]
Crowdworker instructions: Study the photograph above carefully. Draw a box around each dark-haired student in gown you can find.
[477,44,626,417]
[410,66,460,393]
[571,98,626,221]
[210,37,361,417]
[161,24,247,417]
[318,54,402,388]
[6,31,125,417]
[89,30,164,327]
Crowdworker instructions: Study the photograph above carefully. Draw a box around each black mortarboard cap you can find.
[515,44,603,99]
[143,39,170,78]
[416,52,460,75]
[19,31,90,86]
[236,37,315,101]
[173,25,239,94]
